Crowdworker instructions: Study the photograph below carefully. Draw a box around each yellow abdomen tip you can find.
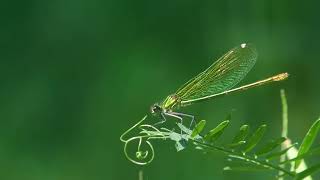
[273,72,289,81]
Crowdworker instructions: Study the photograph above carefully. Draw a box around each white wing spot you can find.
[241,43,246,48]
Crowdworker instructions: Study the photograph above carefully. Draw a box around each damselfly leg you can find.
[153,113,167,126]
[164,112,184,134]
[169,112,196,129]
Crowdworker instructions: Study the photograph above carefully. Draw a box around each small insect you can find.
[150,43,288,126]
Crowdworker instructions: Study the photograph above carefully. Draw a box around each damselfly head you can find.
[150,104,163,116]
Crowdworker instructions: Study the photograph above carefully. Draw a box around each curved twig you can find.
[120,115,173,165]
[123,136,155,165]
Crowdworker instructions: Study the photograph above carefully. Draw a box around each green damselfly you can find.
[150,43,288,126]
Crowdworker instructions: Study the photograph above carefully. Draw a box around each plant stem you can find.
[280,89,288,139]
[139,170,143,180]
[279,89,289,180]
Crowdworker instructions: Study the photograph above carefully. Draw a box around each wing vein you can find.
[175,43,258,101]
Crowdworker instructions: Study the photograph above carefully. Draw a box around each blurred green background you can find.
[1,0,319,179]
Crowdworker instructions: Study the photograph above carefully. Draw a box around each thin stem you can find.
[280,89,288,138]
[279,89,289,180]
[139,170,143,180]
[121,121,173,165]
[120,115,148,142]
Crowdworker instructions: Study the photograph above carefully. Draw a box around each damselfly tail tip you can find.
[273,72,289,81]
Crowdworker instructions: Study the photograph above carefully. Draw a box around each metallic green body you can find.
[160,95,180,111]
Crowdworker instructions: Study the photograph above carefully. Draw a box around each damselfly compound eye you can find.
[150,104,162,115]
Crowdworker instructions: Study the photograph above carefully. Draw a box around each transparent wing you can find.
[175,43,258,101]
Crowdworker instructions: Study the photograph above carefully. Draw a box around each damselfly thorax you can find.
[150,94,194,126]
[150,94,181,115]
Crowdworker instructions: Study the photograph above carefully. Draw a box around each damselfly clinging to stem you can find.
[150,43,288,127]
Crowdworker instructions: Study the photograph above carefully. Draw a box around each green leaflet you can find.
[265,143,297,160]
[169,124,190,152]
[204,120,229,142]
[191,120,206,138]
[232,124,250,143]
[177,123,193,135]
[295,118,320,169]
[295,164,320,180]
[242,124,267,153]
[227,141,246,148]
[255,137,286,156]
[280,146,320,165]
[223,164,269,172]
[175,139,188,152]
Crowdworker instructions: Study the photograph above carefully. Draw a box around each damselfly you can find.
[150,43,288,126]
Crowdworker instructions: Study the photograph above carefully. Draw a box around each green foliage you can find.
[232,124,249,144]
[204,120,229,142]
[295,164,320,180]
[280,147,320,165]
[227,140,246,148]
[120,90,320,179]
[265,143,297,160]
[256,137,287,156]
[242,124,267,153]
[191,120,206,138]
[295,118,320,169]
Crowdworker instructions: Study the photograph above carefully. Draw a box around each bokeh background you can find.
[1,0,319,179]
